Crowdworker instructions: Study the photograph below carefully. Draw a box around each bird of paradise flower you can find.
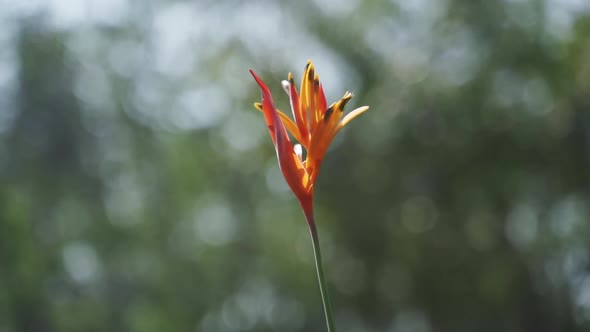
[250,60,369,332]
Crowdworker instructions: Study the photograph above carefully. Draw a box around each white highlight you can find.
[281,80,290,95]
[294,144,303,161]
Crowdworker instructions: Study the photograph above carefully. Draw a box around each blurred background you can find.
[1,0,590,331]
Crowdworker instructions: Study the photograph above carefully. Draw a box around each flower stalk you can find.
[304,208,336,332]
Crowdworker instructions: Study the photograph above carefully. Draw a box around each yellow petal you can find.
[336,106,369,132]
[254,102,305,144]
[299,61,311,129]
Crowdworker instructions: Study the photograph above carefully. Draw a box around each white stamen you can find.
[294,144,303,161]
[281,80,290,96]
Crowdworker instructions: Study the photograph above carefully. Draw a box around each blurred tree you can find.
[0,1,589,332]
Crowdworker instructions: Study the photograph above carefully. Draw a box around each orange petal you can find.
[250,69,312,201]
[250,70,282,146]
[276,125,312,200]
[317,80,327,114]
[307,92,352,164]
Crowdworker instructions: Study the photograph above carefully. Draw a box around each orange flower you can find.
[250,60,369,222]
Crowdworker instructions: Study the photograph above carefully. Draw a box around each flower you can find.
[250,60,369,222]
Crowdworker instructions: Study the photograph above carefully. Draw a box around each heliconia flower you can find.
[250,60,369,223]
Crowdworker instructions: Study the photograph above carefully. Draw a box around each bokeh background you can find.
[1,0,590,331]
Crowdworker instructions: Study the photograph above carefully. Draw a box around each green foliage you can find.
[1,1,590,331]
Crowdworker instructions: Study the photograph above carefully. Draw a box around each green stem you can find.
[304,210,336,332]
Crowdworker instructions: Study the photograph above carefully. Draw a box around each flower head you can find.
[250,60,369,219]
